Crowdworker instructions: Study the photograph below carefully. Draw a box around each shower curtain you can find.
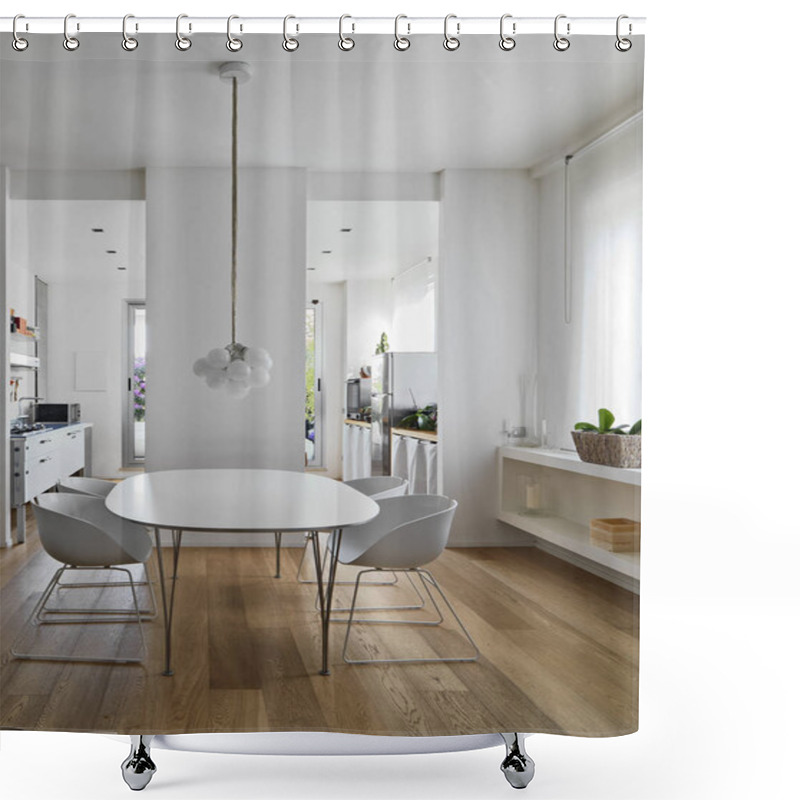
[1,13,644,796]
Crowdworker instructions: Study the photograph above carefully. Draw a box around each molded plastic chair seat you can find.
[330,494,479,664]
[58,476,116,498]
[11,493,155,664]
[289,476,408,582]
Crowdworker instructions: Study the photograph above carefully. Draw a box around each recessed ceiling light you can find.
[117,266,127,271]
[340,228,352,233]
[307,267,316,271]
[322,250,332,254]
[106,250,117,254]
[91,228,104,233]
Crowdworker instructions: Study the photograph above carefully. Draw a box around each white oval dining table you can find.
[105,468,379,677]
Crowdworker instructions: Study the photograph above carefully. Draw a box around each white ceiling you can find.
[8,200,146,285]
[1,34,642,285]
[0,35,643,173]
[306,202,438,282]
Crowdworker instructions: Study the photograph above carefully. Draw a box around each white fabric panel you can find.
[343,424,372,481]
[391,433,407,480]
[423,441,438,494]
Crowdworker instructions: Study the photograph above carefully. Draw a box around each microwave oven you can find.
[34,403,81,424]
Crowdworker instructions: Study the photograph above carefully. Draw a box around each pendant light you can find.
[193,62,273,398]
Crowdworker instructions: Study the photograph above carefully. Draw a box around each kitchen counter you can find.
[9,422,92,439]
[343,419,370,428]
[391,427,438,442]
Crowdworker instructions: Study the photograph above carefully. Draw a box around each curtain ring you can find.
[175,14,192,50]
[553,14,570,51]
[122,14,139,51]
[12,15,29,52]
[499,14,516,51]
[63,14,80,51]
[615,15,632,52]
[283,15,299,51]
[227,15,243,52]
[394,14,410,51]
[338,14,355,51]
[443,14,460,51]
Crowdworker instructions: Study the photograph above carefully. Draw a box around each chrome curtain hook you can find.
[175,14,192,51]
[12,14,29,52]
[499,13,516,51]
[227,15,243,52]
[553,14,570,51]
[443,14,460,51]
[338,14,355,51]
[394,14,411,51]
[122,14,139,51]
[615,15,632,51]
[282,15,299,51]
[63,13,80,51]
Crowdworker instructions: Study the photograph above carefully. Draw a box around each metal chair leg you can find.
[342,568,479,664]
[274,531,282,578]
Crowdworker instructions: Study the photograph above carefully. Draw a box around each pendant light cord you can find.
[231,75,238,345]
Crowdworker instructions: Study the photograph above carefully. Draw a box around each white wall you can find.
[391,256,437,352]
[307,281,345,479]
[439,170,537,547]
[146,167,306,473]
[344,278,393,377]
[535,120,643,450]
[1,168,9,546]
[46,279,144,477]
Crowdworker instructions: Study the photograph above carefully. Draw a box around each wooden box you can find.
[590,517,641,552]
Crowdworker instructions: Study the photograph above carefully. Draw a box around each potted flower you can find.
[571,409,641,468]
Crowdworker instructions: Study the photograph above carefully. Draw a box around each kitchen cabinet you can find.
[342,420,371,481]
[392,428,438,494]
[9,424,92,544]
[497,445,640,593]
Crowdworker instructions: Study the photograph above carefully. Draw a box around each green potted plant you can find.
[571,408,641,468]
[398,403,437,432]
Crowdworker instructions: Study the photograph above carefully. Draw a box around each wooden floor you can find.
[1,506,638,737]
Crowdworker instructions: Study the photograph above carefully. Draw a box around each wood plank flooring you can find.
[1,507,638,737]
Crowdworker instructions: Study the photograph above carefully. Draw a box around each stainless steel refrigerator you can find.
[371,352,437,476]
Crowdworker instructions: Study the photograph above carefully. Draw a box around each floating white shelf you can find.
[498,446,641,591]
[497,509,640,580]
[499,445,641,486]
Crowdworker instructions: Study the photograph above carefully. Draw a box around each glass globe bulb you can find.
[244,347,270,368]
[205,370,226,389]
[225,380,250,399]
[249,366,270,388]
[193,357,210,377]
[207,347,231,368]
[227,359,252,382]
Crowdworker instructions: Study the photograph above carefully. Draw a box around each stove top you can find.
[10,422,53,437]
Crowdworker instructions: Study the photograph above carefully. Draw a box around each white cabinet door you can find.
[60,428,85,477]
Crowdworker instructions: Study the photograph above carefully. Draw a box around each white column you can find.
[439,170,536,545]
[146,167,306,471]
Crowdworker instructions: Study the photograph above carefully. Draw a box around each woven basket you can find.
[571,431,641,469]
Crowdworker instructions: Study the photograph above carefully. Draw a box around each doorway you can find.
[123,301,146,467]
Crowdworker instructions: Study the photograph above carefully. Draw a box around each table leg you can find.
[309,529,342,675]
[153,527,184,676]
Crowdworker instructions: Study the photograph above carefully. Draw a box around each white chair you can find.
[11,493,155,664]
[58,476,155,597]
[57,476,116,498]
[289,476,409,582]
[331,494,479,664]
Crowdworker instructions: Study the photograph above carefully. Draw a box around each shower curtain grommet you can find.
[226,15,243,52]
[338,15,355,51]
[443,14,461,51]
[282,15,299,52]
[121,15,139,52]
[553,15,571,52]
[11,15,29,52]
[499,14,517,51]
[615,15,633,51]
[394,15,411,51]
[175,14,192,51]
[63,14,80,51]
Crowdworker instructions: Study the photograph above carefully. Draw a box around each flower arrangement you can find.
[132,357,146,421]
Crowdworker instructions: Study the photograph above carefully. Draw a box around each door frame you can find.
[122,300,145,468]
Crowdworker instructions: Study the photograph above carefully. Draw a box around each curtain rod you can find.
[1,16,646,36]
[530,111,644,180]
